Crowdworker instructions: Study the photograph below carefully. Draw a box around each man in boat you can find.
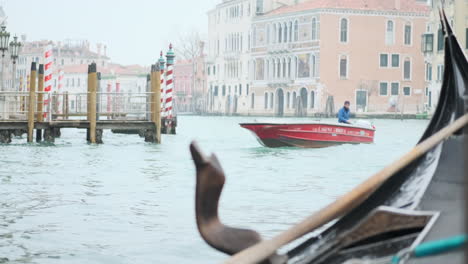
[338,101,352,124]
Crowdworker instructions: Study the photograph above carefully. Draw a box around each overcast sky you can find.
[3,0,218,66]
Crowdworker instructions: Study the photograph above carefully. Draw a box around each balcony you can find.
[266,78,294,88]
[223,51,241,60]
[267,43,293,54]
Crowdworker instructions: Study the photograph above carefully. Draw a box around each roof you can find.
[266,0,429,16]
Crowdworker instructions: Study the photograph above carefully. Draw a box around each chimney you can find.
[395,0,401,10]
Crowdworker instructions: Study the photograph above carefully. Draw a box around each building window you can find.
[404,23,412,45]
[292,91,297,108]
[252,26,257,47]
[340,18,348,43]
[247,84,249,95]
[214,86,218,96]
[403,58,411,80]
[422,33,434,53]
[269,92,273,109]
[278,23,282,43]
[426,63,432,81]
[77,78,80,87]
[311,17,317,40]
[391,82,399,95]
[437,64,444,81]
[207,66,211,75]
[392,54,399,67]
[403,86,411,96]
[239,84,242,95]
[379,82,388,95]
[266,24,270,44]
[222,85,226,96]
[286,92,290,108]
[437,27,444,51]
[294,20,299,41]
[264,93,268,109]
[283,22,288,42]
[288,22,293,42]
[251,93,255,108]
[380,54,388,67]
[311,55,316,77]
[386,20,394,45]
[310,91,315,109]
[273,24,277,43]
[339,55,348,78]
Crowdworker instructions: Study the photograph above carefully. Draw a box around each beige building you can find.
[422,0,468,112]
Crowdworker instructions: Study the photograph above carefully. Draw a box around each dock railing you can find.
[0,62,166,144]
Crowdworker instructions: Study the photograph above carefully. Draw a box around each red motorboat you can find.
[240,121,375,148]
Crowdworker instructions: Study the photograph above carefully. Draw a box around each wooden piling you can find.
[151,64,162,143]
[87,63,97,143]
[36,64,44,142]
[27,62,37,143]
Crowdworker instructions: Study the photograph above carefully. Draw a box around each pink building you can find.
[246,0,429,116]
[174,60,193,112]
[173,42,208,113]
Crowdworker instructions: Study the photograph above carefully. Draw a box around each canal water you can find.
[0,116,429,264]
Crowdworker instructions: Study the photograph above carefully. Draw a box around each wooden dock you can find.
[0,62,177,144]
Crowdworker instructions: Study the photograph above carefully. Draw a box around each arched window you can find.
[273,24,277,43]
[404,22,412,45]
[386,20,394,45]
[294,57,298,78]
[266,59,270,78]
[311,55,316,77]
[294,20,299,41]
[252,26,257,47]
[264,93,268,109]
[340,18,348,43]
[266,24,270,44]
[340,55,348,78]
[270,92,274,109]
[278,23,283,43]
[251,93,255,109]
[292,91,297,108]
[287,58,292,78]
[283,22,288,43]
[277,59,281,78]
[311,17,317,40]
[286,92,290,108]
[288,22,293,42]
[310,91,315,109]
[282,58,287,78]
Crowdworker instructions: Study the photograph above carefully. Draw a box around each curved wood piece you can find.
[190,142,287,264]
[191,141,263,255]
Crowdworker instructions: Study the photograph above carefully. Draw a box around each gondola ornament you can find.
[190,9,468,264]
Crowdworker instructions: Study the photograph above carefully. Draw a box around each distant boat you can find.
[240,121,375,148]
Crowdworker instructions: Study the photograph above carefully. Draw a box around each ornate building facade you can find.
[207,0,430,116]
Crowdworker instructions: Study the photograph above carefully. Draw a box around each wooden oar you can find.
[224,113,468,264]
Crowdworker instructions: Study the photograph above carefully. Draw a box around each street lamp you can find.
[9,36,21,90]
[0,25,10,93]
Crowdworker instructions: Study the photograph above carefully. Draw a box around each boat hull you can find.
[240,123,375,148]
